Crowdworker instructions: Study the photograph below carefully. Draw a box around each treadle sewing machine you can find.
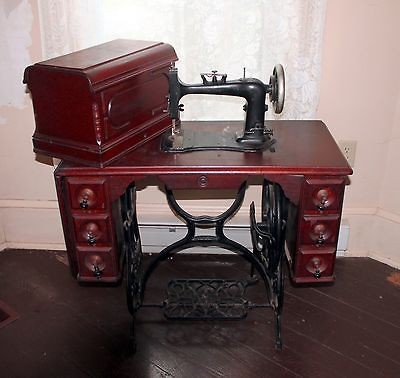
[24,40,352,351]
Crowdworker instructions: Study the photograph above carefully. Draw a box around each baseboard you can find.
[368,253,400,270]
[139,224,253,254]
[1,242,66,251]
[0,205,65,247]
[0,223,350,256]
[1,200,399,268]
[369,211,400,269]
[376,208,400,224]
[0,199,351,254]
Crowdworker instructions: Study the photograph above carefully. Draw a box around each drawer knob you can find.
[316,189,329,210]
[78,188,96,209]
[314,269,322,278]
[314,188,335,211]
[80,198,89,209]
[87,232,96,245]
[311,223,330,245]
[92,264,103,278]
[81,222,100,245]
[84,255,105,279]
[309,257,322,278]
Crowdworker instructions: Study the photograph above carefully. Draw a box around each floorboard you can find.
[0,250,399,378]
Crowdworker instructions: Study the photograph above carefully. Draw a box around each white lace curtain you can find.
[38,0,327,120]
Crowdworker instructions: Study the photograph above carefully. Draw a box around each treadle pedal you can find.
[164,279,248,320]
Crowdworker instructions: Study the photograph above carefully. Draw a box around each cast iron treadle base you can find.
[164,279,248,320]
[128,180,287,351]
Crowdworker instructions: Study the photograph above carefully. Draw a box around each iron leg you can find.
[128,315,137,355]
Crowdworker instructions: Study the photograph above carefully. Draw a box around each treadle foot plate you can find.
[164,279,248,319]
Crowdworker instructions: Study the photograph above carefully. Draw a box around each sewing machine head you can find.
[25,39,285,165]
[163,64,285,152]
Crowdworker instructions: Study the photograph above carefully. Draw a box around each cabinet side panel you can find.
[54,174,79,277]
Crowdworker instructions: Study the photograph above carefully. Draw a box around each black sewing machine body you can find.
[163,64,285,152]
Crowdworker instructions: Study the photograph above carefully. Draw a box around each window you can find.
[38,0,327,119]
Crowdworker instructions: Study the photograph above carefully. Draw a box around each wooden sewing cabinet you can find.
[54,120,352,349]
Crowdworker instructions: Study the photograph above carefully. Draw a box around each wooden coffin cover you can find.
[24,39,178,167]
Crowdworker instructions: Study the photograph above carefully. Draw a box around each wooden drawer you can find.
[158,174,249,189]
[76,247,120,282]
[300,214,340,246]
[73,214,112,246]
[303,178,345,214]
[293,246,336,283]
[67,178,107,210]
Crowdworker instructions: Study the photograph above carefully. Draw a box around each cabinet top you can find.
[56,120,353,177]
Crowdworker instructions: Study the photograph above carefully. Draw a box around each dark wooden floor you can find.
[0,250,399,378]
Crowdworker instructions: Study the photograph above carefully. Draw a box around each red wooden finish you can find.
[57,121,351,176]
[55,120,352,284]
[24,40,178,167]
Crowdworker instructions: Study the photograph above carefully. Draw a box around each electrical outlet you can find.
[338,140,357,167]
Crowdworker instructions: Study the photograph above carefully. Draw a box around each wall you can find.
[371,82,400,266]
[0,0,399,267]
[316,0,400,267]
[0,213,5,249]
[0,0,65,249]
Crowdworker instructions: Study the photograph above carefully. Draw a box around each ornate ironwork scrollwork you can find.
[250,180,288,349]
[124,179,289,352]
[141,182,257,297]
[121,185,143,313]
[164,279,248,320]
[121,185,144,353]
